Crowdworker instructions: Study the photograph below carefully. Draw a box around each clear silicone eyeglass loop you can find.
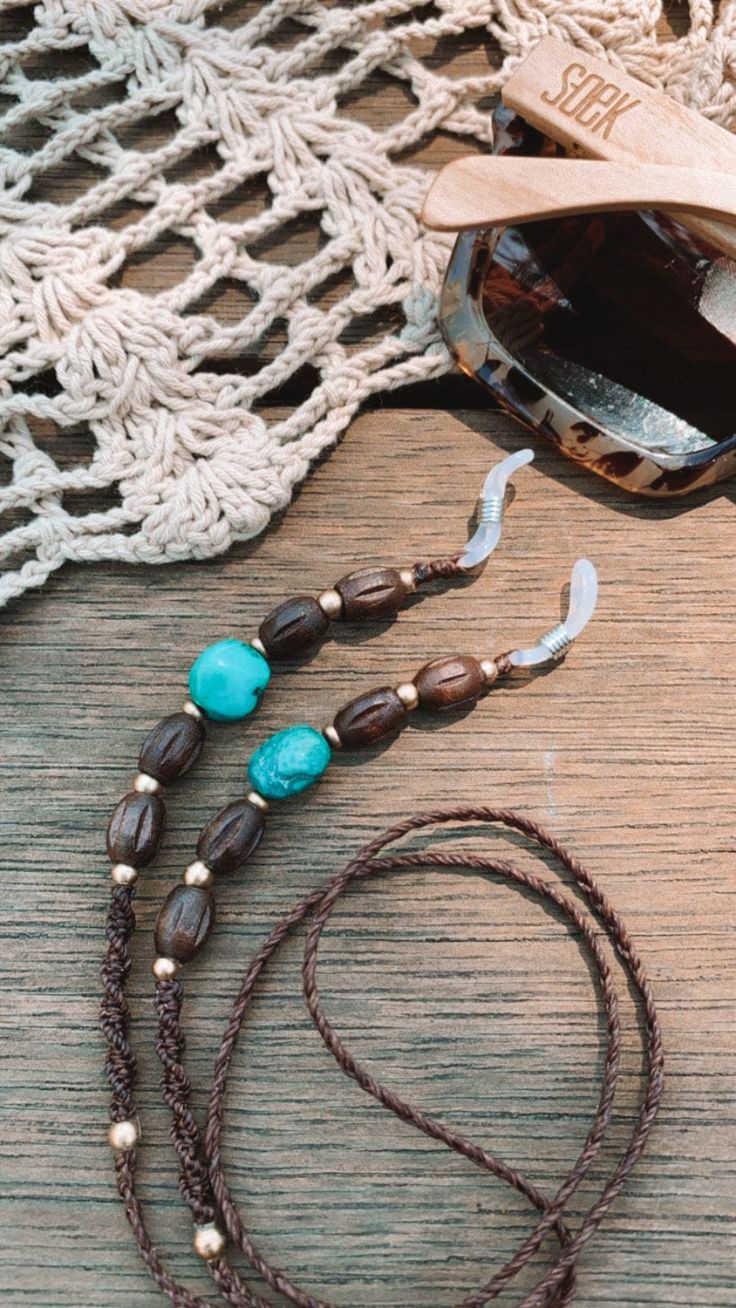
[508,559,598,668]
[459,447,535,569]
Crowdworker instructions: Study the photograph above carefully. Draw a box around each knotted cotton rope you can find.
[1,1,733,608]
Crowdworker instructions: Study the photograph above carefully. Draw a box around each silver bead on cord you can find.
[183,860,212,887]
[133,772,161,794]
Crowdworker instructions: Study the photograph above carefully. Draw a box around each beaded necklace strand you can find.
[98,466,661,1304]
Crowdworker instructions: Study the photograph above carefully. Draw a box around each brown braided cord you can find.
[414,555,465,585]
[102,809,663,1307]
[302,810,664,1308]
[155,980,218,1228]
[202,808,662,1308]
[100,885,138,1125]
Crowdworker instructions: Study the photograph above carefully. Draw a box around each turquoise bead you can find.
[247,725,332,800]
[188,639,271,722]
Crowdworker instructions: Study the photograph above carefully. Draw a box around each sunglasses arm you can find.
[507,559,598,668]
[422,157,736,261]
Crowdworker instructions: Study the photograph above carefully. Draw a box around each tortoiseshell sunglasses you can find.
[423,46,736,497]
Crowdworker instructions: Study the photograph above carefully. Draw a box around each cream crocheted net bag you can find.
[0,1,732,608]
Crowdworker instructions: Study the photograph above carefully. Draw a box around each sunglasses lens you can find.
[470,107,736,484]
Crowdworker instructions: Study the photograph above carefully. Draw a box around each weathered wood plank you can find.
[2,4,734,1306]
[2,406,736,1306]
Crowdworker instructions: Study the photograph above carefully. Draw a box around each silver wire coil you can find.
[539,623,572,658]
[479,494,505,524]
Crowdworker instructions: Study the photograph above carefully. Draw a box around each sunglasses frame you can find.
[438,141,736,498]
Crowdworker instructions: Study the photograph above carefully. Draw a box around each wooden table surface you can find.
[2,6,735,1308]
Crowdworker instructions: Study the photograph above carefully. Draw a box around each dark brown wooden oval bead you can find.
[258,595,329,659]
[333,687,407,749]
[138,712,205,783]
[335,567,410,621]
[106,791,166,867]
[197,799,265,874]
[154,884,215,963]
[414,655,485,711]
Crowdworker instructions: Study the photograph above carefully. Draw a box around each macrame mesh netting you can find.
[0,1,734,608]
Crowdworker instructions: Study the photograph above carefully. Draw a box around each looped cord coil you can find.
[109,808,664,1308]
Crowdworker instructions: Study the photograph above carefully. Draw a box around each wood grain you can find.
[422,157,736,239]
[503,35,736,261]
[2,5,735,1308]
[3,407,736,1307]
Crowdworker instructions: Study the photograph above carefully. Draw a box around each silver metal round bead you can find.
[250,636,267,657]
[182,699,203,719]
[133,772,161,794]
[247,790,269,813]
[323,725,342,750]
[152,956,180,982]
[108,1118,139,1151]
[395,682,419,710]
[480,658,499,685]
[183,860,212,888]
[399,567,417,592]
[111,863,138,887]
[318,587,343,620]
[193,1222,226,1261]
